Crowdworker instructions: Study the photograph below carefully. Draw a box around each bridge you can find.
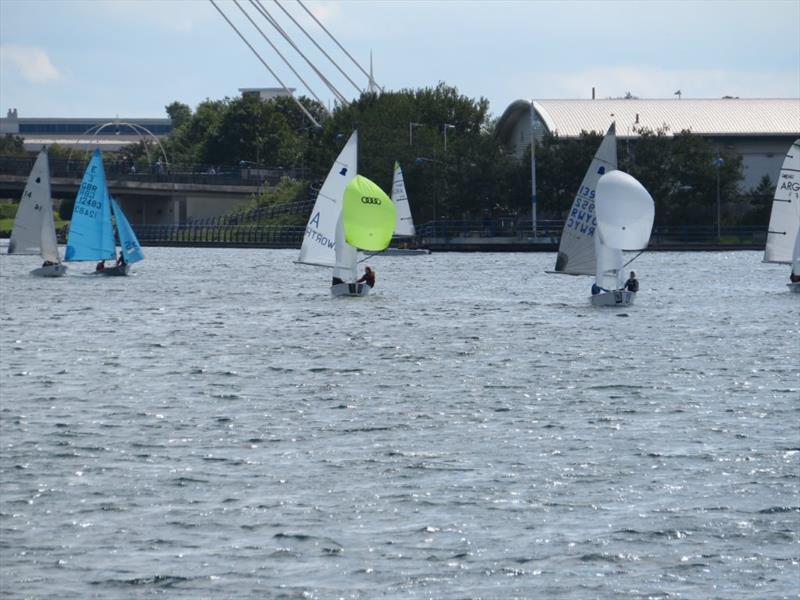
[0,155,310,225]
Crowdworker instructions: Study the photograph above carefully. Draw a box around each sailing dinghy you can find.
[297,131,397,296]
[64,149,144,276]
[383,161,428,255]
[763,139,800,292]
[7,148,67,277]
[590,170,654,306]
[550,123,617,275]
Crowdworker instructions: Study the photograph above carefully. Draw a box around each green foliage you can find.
[59,198,75,221]
[0,134,26,155]
[166,101,192,128]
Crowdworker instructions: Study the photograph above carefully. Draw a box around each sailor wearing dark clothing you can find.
[591,282,607,295]
[357,266,375,288]
[624,271,639,293]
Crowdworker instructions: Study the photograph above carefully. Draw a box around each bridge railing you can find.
[0,154,310,188]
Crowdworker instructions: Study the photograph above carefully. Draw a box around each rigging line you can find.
[622,249,646,268]
[208,0,322,128]
[272,0,364,95]
[232,0,328,111]
[250,0,349,106]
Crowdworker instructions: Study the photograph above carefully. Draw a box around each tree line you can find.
[0,83,777,228]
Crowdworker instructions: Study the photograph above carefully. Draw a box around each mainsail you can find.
[391,161,415,237]
[553,123,617,275]
[298,131,358,268]
[65,150,115,261]
[764,139,800,264]
[111,198,144,264]
[8,149,59,263]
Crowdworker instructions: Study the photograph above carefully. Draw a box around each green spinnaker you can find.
[343,175,397,251]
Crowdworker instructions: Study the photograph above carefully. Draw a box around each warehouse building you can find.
[495,98,800,190]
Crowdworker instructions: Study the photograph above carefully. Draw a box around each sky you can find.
[1,0,798,121]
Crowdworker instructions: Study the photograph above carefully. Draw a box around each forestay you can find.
[391,161,416,237]
[764,139,800,264]
[65,150,115,262]
[553,123,617,275]
[8,149,59,263]
[112,199,145,264]
[298,131,358,268]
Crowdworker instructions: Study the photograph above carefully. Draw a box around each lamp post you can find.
[415,155,444,235]
[713,150,724,241]
[443,123,455,153]
[409,122,423,146]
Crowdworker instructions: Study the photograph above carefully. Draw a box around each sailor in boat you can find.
[591,282,607,295]
[791,270,800,283]
[332,276,345,285]
[624,271,639,293]
[96,260,105,272]
[117,252,126,267]
[357,266,375,288]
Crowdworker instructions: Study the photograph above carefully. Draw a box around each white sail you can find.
[764,139,800,264]
[595,170,655,250]
[594,234,624,290]
[298,131,358,267]
[8,149,59,262]
[553,123,617,274]
[391,161,416,237]
[333,211,359,282]
[792,224,800,275]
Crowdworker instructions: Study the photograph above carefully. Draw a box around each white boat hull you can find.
[30,264,67,278]
[331,282,371,297]
[788,282,800,293]
[591,290,635,306]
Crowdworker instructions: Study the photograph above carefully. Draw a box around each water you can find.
[1,248,797,599]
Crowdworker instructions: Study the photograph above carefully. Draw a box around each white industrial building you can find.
[495,98,800,191]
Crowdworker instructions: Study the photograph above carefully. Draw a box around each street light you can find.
[443,123,456,153]
[713,150,724,240]
[415,155,444,234]
[409,122,423,146]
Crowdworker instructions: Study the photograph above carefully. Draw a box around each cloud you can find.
[1,45,60,83]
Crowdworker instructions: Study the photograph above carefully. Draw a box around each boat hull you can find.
[331,282,371,297]
[31,264,67,278]
[788,282,800,293]
[382,248,430,256]
[94,264,130,276]
[591,290,635,306]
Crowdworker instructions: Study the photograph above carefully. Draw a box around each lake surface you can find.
[0,247,797,599]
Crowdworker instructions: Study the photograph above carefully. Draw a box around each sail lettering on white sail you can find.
[764,139,800,264]
[553,123,617,275]
[298,132,358,268]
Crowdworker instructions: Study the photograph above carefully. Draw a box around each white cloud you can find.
[1,45,60,83]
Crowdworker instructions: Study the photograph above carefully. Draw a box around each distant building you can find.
[495,98,800,190]
[0,109,172,152]
[239,87,296,102]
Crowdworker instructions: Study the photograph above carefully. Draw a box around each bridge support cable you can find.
[272,0,365,96]
[232,0,330,110]
[209,0,322,128]
[251,0,349,106]
[294,0,382,93]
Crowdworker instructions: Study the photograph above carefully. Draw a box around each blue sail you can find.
[65,150,115,261]
[111,198,144,264]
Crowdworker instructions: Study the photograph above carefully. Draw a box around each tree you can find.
[165,101,192,129]
[0,134,26,155]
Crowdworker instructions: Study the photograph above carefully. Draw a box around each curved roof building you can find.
[496,98,800,190]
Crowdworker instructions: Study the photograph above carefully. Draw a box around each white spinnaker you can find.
[553,123,617,274]
[391,161,416,237]
[595,170,655,250]
[764,139,800,264]
[298,131,358,267]
[8,149,53,257]
[594,234,624,290]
